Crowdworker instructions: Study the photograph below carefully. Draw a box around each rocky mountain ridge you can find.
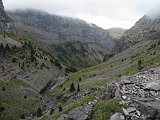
[8,9,115,51]
[122,14,160,43]
[0,0,15,33]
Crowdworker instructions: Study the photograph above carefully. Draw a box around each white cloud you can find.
[3,0,160,29]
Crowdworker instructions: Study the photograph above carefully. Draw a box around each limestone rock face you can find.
[0,0,15,33]
[121,14,160,43]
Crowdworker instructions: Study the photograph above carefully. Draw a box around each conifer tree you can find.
[70,83,75,92]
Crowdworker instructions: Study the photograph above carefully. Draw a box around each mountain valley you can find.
[1,0,160,120]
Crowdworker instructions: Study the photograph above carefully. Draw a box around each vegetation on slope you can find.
[8,9,117,70]
[0,34,65,120]
[93,99,122,120]
[46,38,160,119]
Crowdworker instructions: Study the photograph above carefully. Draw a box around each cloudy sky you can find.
[3,0,160,29]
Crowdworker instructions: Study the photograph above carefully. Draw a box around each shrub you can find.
[79,78,82,82]
[70,83,75,92]
[138,60,142,70]
[65,67,77,73]
[50,108,54,115]
[58,105,63,112]
[2,87,5,91]
[5,44,11,51]
[0,43,4,53]
[24,95,27,99]
[0,107,5,112]
[40,63,45,69]
[93,74,96,77]
[21,114,25,119]
[77,84,80,92]
[37,107,42,117]
[12,57,17,63]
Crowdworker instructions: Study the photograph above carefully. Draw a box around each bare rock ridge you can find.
[122,14,160,43]
[0,0,15,33]
[8,9,115,51]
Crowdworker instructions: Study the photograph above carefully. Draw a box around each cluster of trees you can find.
[54,59,62,69]
[70,83,80,92]
[0,43,17,54]
[65,67,77,73]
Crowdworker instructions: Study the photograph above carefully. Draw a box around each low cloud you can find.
[3,0,160,29]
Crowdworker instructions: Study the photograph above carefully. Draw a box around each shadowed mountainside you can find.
[7,9,122,69]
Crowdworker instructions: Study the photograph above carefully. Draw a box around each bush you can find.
[79,78,82,82]
[59,105,63,112]
[0,43,4,53]
[138,60,143,70]
[40,63,45,69]
[37,107,42,117]
[50,108,54,115]
[70,83,75,92]
[24,95,27,99]
[2,87,5,91]
[5,44,11,51]
[21,114,25,119]
[77,84,80,92]
[12,57,17,63]
[65,67,77,73]
[0,107,5,112]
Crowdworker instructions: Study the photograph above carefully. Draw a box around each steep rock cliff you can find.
[0,0,15,33]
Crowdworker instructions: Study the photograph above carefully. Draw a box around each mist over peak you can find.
[147,4,160,19]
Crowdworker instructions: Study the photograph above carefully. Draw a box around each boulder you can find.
[68,104,93,120]
[145,82,160,91]
[110,113,124,120]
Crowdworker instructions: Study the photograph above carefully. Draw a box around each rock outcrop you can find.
[121,14,160,43]
[0,0,15,33]
[107,67,160,120]
[58,103,94,120]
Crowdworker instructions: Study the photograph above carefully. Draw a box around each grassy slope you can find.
[0,80,40,120]
[46,38,160,119]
